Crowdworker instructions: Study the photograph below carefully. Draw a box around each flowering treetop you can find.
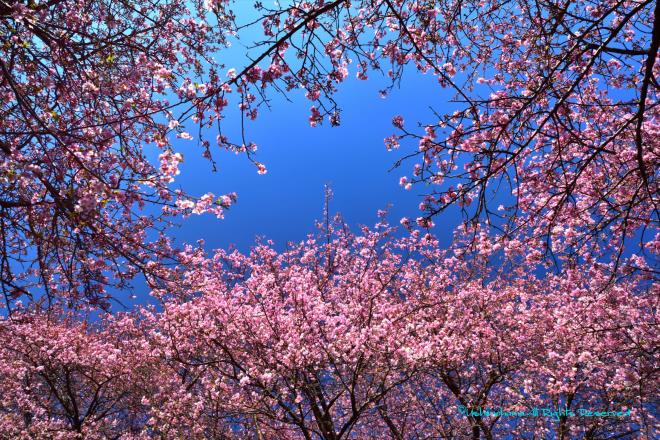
[0,0,242,310]
[236,0,659,275]
[0,218,656,438]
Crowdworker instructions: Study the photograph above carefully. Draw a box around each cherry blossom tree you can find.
[0,0,246,310]
[2,0,657,308]
[228,0,659,276]
[1,1,658,437]
[1,219,656,438]
[0,307,152,438]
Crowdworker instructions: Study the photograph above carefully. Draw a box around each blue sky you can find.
[149,2,468,256]
[167,64,463,254]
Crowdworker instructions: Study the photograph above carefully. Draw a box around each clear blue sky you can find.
[167,64,463,254]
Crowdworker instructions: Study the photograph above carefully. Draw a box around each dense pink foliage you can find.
[1,221,657,438]
[199,0,659,269]
[0,0,246,309]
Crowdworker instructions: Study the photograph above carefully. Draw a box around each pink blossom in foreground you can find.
[1,221,656,438]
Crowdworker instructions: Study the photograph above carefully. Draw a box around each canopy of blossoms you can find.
[0,0,657,437]
[1,220,657,438]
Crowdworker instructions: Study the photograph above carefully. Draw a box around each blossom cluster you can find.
[0,222,656,438]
